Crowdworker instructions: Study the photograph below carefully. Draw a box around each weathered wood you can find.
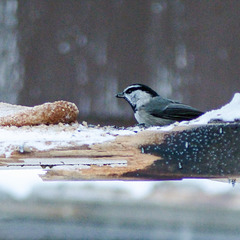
[0,123,239,181]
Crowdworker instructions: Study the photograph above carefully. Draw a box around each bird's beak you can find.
[115,92,124,98]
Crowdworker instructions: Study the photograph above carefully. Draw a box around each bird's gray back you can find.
[136,96,203,126]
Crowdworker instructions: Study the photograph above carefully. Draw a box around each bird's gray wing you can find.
[145,98,204,121]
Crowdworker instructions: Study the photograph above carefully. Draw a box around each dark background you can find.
[2,0,240,125]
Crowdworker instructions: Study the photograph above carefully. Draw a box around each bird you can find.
[116,83,204,126]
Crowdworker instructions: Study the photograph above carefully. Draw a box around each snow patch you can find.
[0,124,140,158]
[186,93,240,125]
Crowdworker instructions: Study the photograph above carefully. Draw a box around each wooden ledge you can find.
[0,122,238,182]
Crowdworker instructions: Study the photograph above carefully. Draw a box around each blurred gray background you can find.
[1,0,240,125]
[1,1,240,239]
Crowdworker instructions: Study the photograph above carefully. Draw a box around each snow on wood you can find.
[0,94,240,181]
[0,122,239,182]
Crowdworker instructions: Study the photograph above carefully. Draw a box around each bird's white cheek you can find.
[126,95,137,105]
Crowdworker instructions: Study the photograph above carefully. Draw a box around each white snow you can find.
[0,124,140,158]
[184,93,240,125]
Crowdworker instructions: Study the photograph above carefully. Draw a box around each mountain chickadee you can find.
[116,83,204,126]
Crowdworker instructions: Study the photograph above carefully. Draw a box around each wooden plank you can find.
[0,123,239,181]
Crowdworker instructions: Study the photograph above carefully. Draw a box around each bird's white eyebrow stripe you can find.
[124,85,142,92]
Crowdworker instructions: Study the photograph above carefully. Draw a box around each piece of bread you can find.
[0,101,79,126]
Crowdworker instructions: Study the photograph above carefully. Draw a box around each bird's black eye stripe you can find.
[125,88,133,94]
[125,87,140,94]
